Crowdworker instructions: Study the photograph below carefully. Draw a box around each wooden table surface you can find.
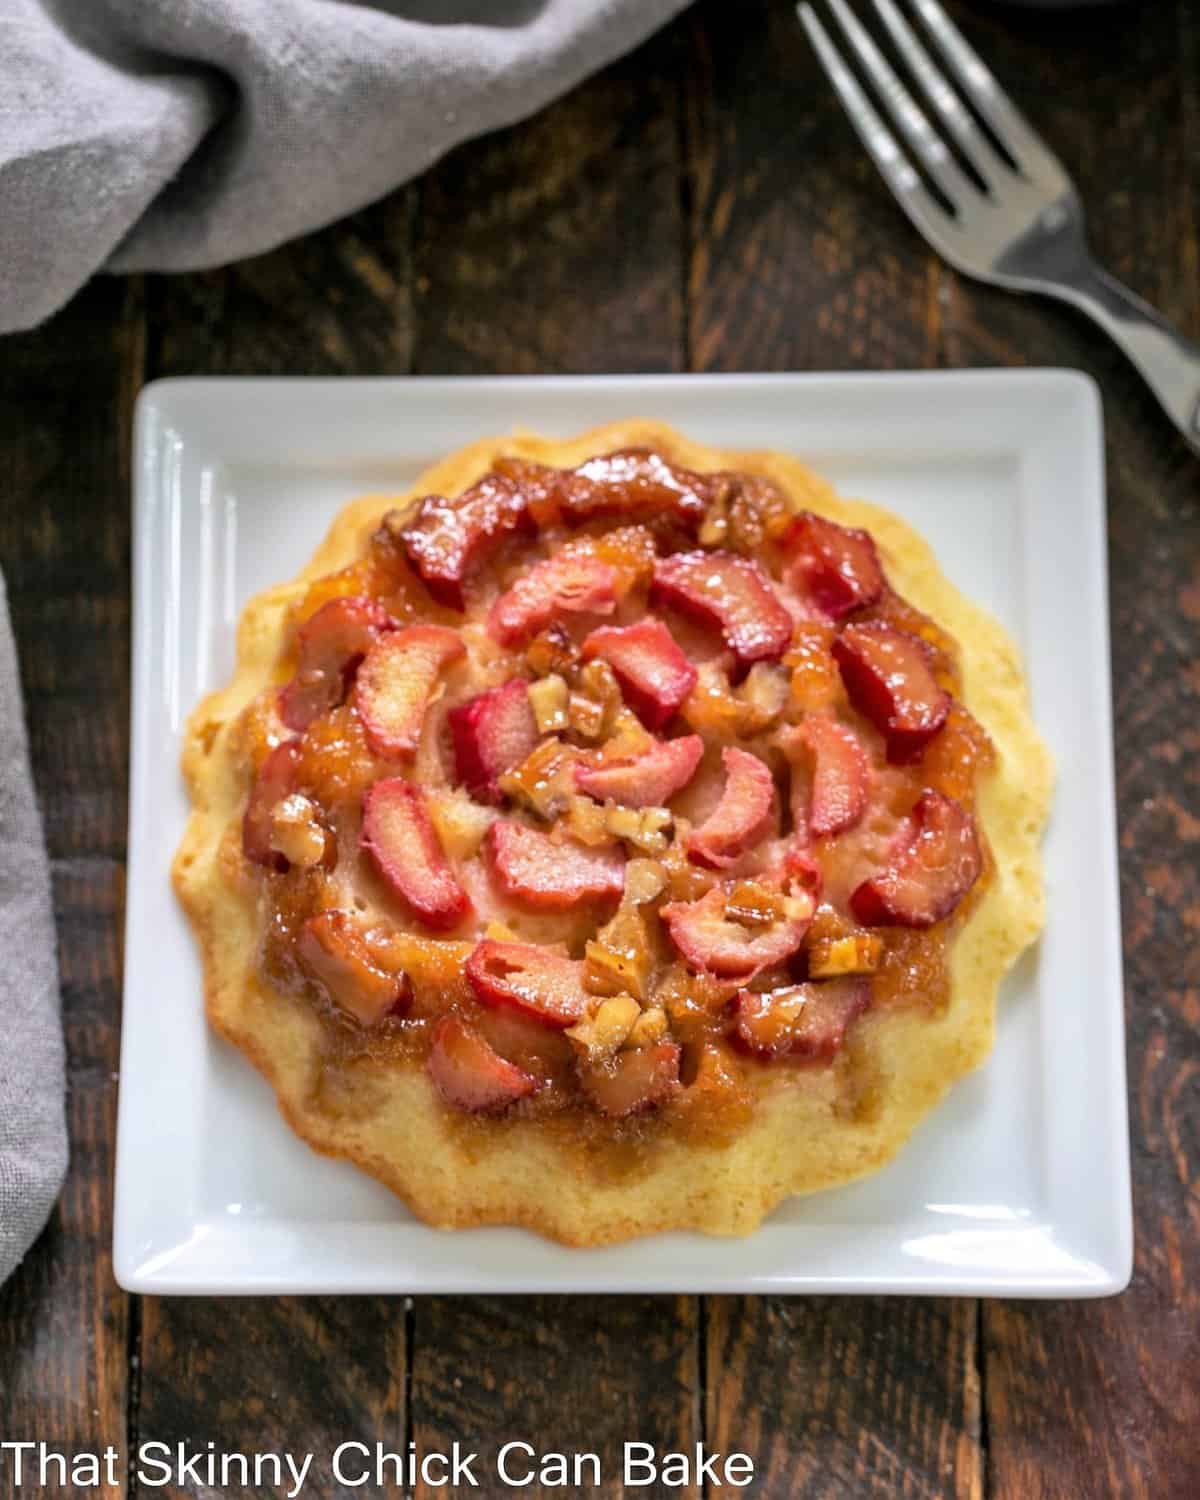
[1,1,1197,1495]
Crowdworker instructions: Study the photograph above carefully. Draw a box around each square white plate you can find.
[115,372,1131,1296]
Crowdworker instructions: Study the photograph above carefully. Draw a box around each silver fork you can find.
[799,0,1200,455]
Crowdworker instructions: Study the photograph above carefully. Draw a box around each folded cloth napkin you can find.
[0,0,692,333]
[0,573,67,1285]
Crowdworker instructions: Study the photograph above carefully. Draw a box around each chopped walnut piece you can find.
[736,662,790,734]
[565,993,641,1061]
[497,737,577,820]
[627,1006,668,1048]
[725,880,786,930]
[268,793,331,869]
[624,857,667,905]
[528,673,570,734]
[428,787,495,861]
[565,795,615,847]
[603,803,672,855]
[807,932,884,977]
[567,692,607,741]
[525,622,578,678]
[585,904,654,1002]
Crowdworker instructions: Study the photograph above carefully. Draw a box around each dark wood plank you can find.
[0,275,138,1482]
[411,1297,701,1500]
[687,3,979,1494]
[147,190,416,375]
[933,4,1200,1498]
[413,21,687,375]
[708,1297,982,1500]
[685,0,941,374]
[136,1296,406,1497]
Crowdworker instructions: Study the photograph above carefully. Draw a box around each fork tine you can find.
[797,4,951,247]
[907,0,1071,192]
[870,0,1004,187]
[824,0,979,207]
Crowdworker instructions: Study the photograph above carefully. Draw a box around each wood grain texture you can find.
[410,1297,700,1500]
[136,1297,406,1499]
[413,21,687,376]
[707,1297,982,1500]
[684,0,942,374]
[933,4,1200,1498]
[0,276,137,1481]
[146,190,416,376]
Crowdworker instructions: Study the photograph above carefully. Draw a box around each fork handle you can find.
[1048,261,1200,454]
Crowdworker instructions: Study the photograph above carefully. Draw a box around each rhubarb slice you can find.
[651,550,792,675]
[354,624,464,758]
[850,790,982,928]
[781,511,883,620]
[686,747,776,869]
[243,739,302,869]
[278,595,396,730]
[496,448,714,530]
[486,820,625,910]
[580,1042,682,1117]
[661,881,815,980]
[449,679,540,803]
[488,553,618,647]
[465,939,590,1028]
[778,716,871,839]
[581,620,698,730]
[298,910,410,1026]
[360,778,471,930]
[427,1015,538,1112]
[574,733,703,809]
[733,978,870,1061]
[398,471,530,609]
[833,622,950,763]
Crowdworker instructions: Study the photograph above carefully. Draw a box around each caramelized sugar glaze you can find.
[231,450,993,1144]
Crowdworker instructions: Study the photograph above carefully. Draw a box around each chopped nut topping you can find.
[268,794,330,868]
[528,673,570,734]
[736,662,790,734]
[807,932,884,977]
[725,881,788,930]
[603,802,672,855]
[627,1006,668,1048]
[565,795,615,847]
[525,622,578,678]
[428,787,495,860]
[567,691,607,741]
[624,857,667,905]
[565,993,641,1060]
[498,737,576,819]
[585,904,654,1001]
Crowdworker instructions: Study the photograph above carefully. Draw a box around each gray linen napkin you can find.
[0,573,67,1284]
[0,0,692,333]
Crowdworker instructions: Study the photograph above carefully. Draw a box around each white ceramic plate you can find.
[115,372,1130,1296]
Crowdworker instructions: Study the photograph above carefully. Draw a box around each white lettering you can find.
[450,1443,480,1487]
[726,1453,754,1487]
[332,1441,370,1486]
[137,1442,173,1486]
[625,1443,657,1485]
[497,1441,536,1486]
[0,1445,35,1485]
[285,1451,314,1498]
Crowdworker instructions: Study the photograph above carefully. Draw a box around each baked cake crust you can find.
[173,421,1052,1245]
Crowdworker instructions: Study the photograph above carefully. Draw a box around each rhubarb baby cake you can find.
[174,421,1051,1244]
